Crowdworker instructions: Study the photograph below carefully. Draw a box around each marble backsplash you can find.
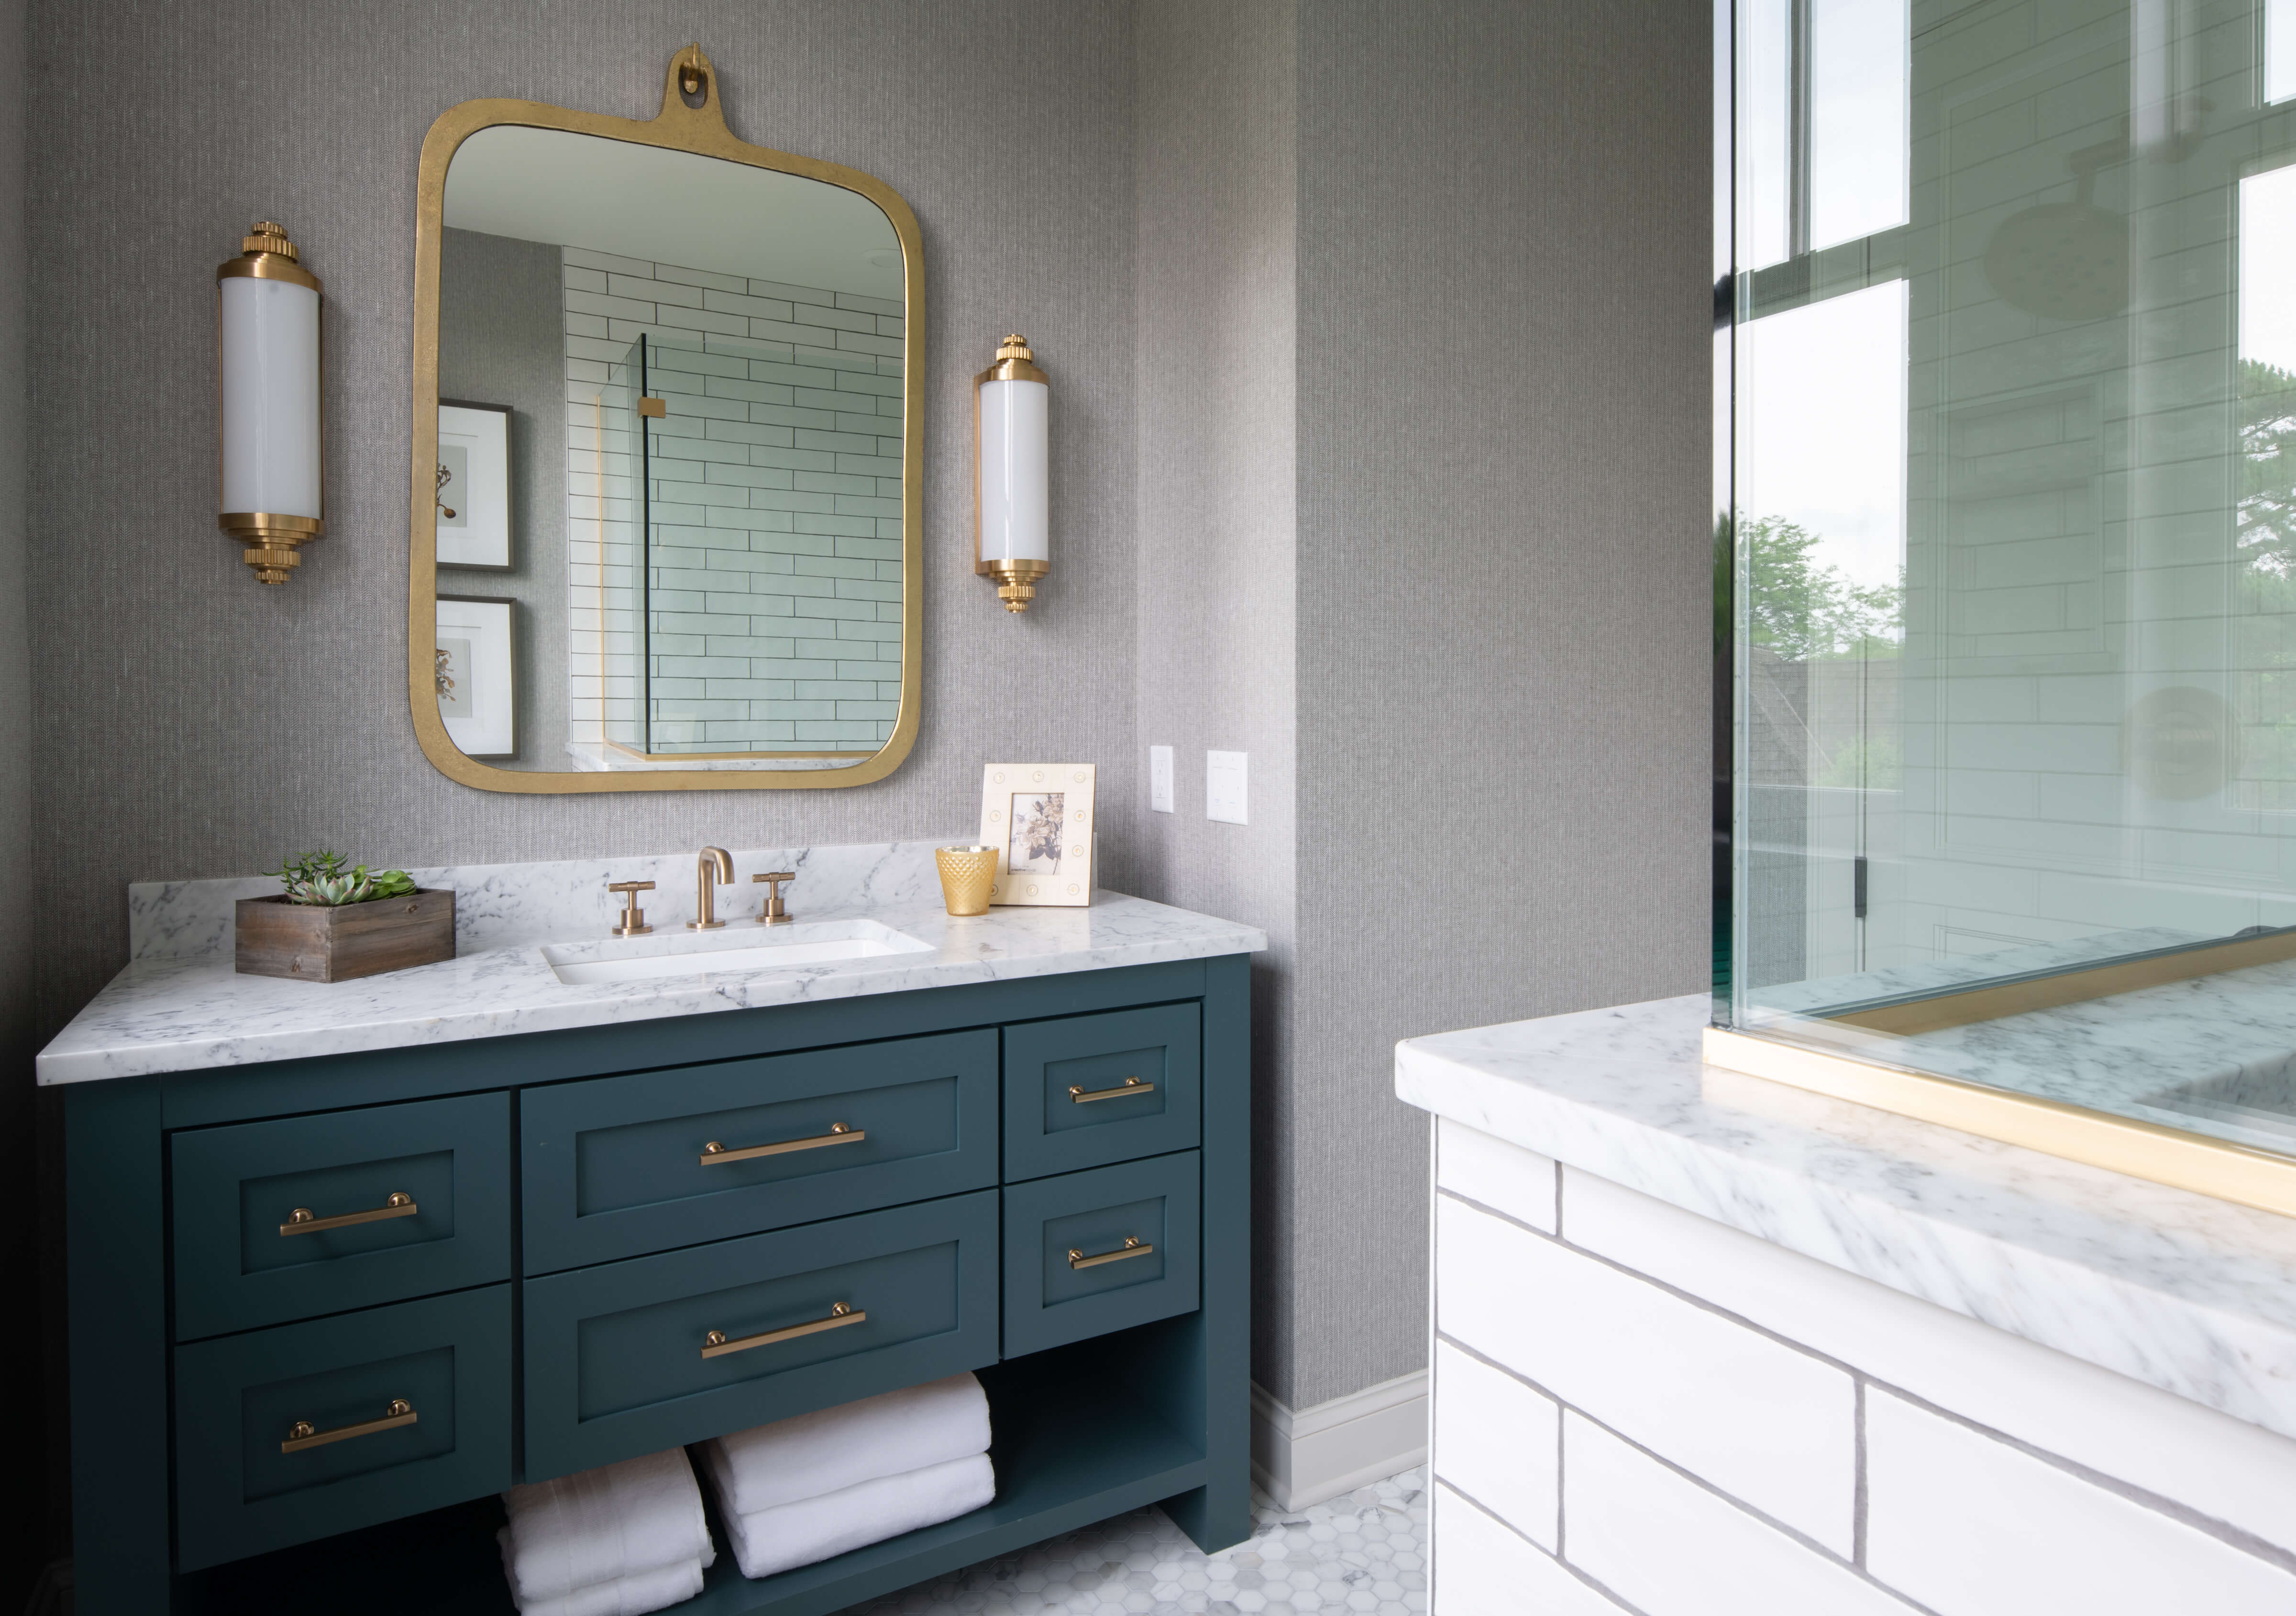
[128,841,959,961]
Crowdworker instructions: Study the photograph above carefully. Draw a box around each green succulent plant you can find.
[267,851,419,907]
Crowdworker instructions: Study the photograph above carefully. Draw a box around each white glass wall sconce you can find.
[217,221,324,585]
[973,333,1049,612]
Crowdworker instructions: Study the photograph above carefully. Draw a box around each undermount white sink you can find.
[542,919,934,985]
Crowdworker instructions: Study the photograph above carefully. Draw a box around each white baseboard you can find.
[1250,1369,1429,1512]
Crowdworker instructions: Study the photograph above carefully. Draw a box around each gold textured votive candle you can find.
[936,845,998,916]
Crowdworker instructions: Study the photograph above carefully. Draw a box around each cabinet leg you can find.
[66,1079,172,1615]
[1162,1475,1254,1555]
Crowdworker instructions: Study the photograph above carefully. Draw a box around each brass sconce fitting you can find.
[217,221,325,584]
[974,334,1051,613]
[988,558,1049,613]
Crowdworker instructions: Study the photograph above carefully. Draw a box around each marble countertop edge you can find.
[40,889,1267,1086]
[1395,994,2296,1441]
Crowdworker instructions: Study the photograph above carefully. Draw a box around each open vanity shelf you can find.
[66,955,1252,1616]
[179,1324,1213,1616]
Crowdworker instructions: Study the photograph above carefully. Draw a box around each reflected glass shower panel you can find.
[616,332,904,761]
[1727,0,2296,1156]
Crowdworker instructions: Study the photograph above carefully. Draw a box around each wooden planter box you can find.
[235,889,456,983]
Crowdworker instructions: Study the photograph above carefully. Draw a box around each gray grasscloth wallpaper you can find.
[1136,0,1711,1412]
[1133,0,1303,1403]
[25,0,1141,1034]
[0,0,38,1595]
[438,225,569,772]
[1285,0,1712,1406]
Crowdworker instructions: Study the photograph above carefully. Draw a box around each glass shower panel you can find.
[1727,0,2296,1156]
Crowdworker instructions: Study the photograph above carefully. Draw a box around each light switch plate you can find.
[1207,751,1247,825]
[1150,745,1174,813]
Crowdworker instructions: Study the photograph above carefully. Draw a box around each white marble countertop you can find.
[1396,994,2296,1441]
[38,841,1265,1085]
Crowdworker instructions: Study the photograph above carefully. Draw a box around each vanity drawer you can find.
[174,1284,512,1572]
[1003,1003,1202,1181]
[522,1029,998,1272]
[170,1092,512,1341]
[522,1190,999,1480]
[1002,1153,1201,1358]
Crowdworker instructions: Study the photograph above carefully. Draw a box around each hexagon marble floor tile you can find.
[836,1469,1428,1616]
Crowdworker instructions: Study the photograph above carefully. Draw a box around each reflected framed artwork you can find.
[437,595,517,759]
[436,400,512,569]
[979,763,1096,907]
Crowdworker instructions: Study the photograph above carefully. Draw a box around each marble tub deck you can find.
[1746,927,2296,1154]
[1396,995,2296,1444]
[39,842,1268,1084]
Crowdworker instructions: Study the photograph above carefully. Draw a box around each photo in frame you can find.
[436,595,518,759]
[979,764,1096,906]
[436,399,513,569]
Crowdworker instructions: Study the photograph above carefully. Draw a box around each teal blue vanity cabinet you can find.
[66,956,1252,1616]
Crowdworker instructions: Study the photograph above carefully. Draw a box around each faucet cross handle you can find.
[753,871,797,926]
[607,881,655,937]
[688,848,735,931]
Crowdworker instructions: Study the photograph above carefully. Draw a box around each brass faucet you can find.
[688,847,734,930]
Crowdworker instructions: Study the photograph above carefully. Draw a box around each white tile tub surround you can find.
[1562,1166,2296,1560]
[1402,1002,2296,1615]
[1436,1195,1858,1554]
[1864,1392,2296,1616]
[1428,1343,1556,1552]
[1431,1116,1555,1233]
[1430,1486,1609,1616]
[1561,1414,1906,1616]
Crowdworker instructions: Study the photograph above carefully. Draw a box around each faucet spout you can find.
[689,846,734,930]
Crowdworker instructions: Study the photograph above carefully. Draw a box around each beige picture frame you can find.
[979,764,1097,906]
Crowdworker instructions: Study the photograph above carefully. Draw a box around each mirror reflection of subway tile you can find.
[556,246,903,758]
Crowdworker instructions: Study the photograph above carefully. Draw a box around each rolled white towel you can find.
[494,1537,706,1616]
[719,1452,996,1581]
[500,1447,715,1605]
[698,1372,992,1518]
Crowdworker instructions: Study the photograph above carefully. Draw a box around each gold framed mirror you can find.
[409,46,923,792]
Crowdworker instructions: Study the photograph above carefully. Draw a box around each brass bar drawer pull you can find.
[281,1398,417,1454]
[699,1123,864,1166]
[702,1301,864,1359]
[279,1191,416,1236]
[1068,1236,1154,1270]
[1068,1076,1155,1104]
